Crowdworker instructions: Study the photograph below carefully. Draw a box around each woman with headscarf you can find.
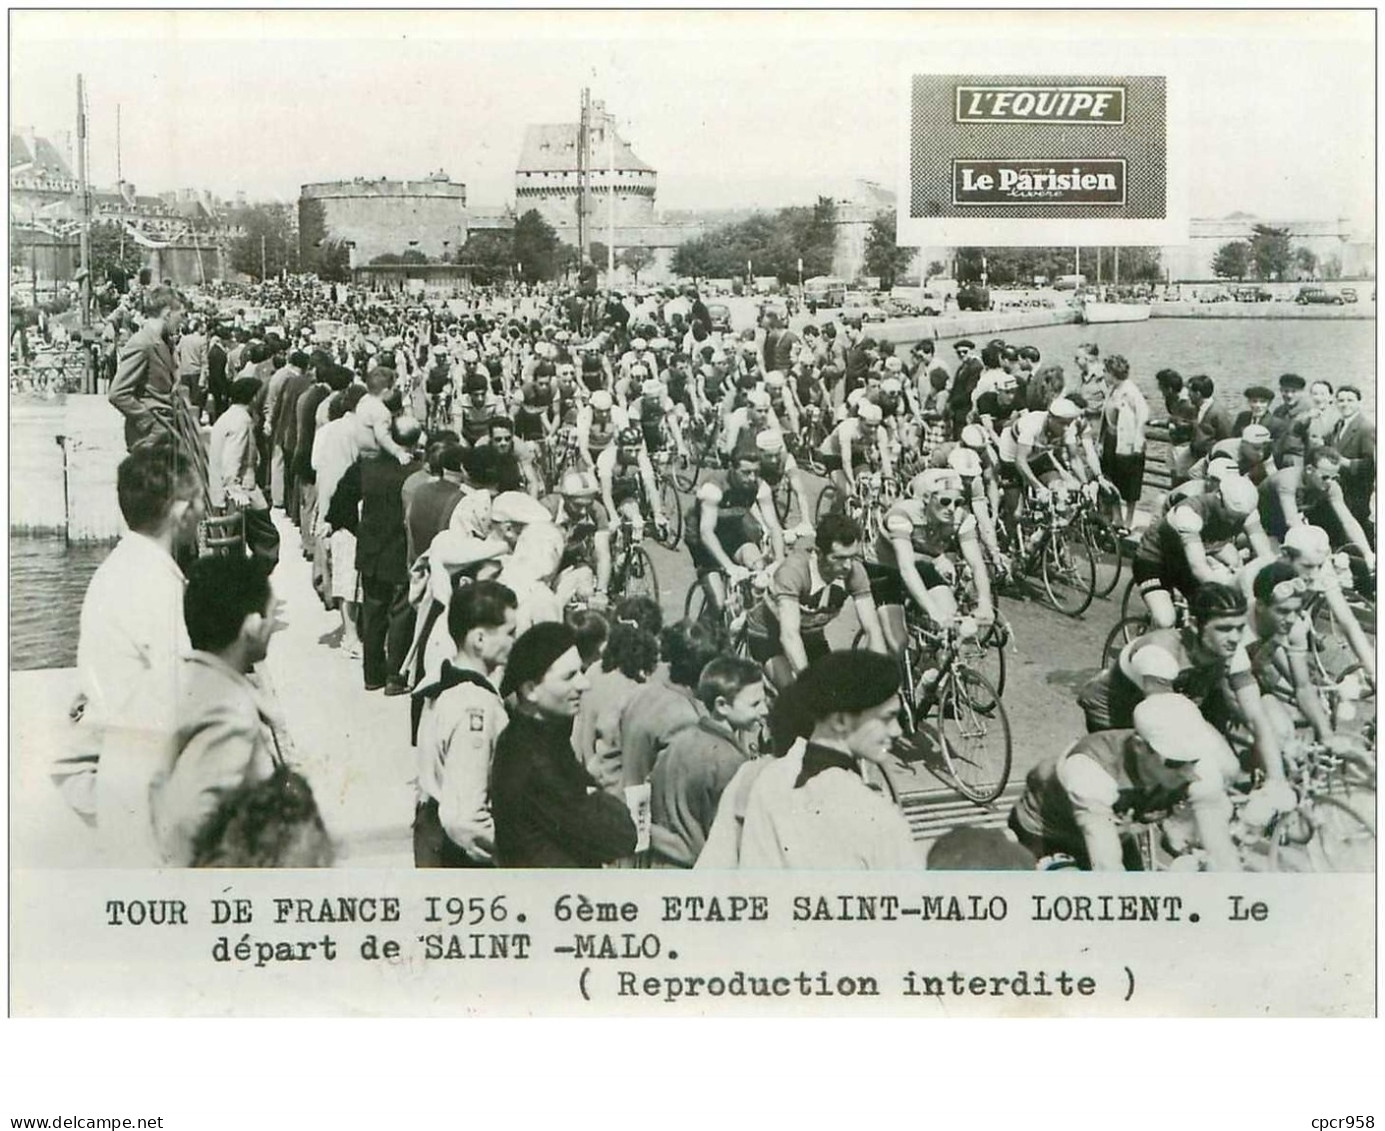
[490,622,637,867]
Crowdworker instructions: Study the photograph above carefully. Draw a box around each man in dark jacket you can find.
[491,622,637,867]
[293,362,344,561]
[354,415,425,692]
[275,350,315,525]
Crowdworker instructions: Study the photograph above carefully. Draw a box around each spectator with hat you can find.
[738,651,916,869]
[1232,384,1276,438]
[490,622,637,868]
[1270,373,1312,468]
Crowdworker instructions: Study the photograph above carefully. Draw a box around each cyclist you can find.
[752,429,814,541]
[722,387,779,461]
[1258,445,1375,578]
[763,369,801,439]
[596,425,668,539]
[628,376,689,464]
[1245,560,1342,749]
[458,370,505,449]
[818,400,892,504]
[869,468,996,656]
[1186,425,1273,486]
[1009,694,1242,872]
[1130,474,1273,630]
[545,471,613,610]
[554,361,584,426]
[688,439,785,614]
[995,396,1083,534]
[512,361,559,492]
[745,512,888,690]
[579,343,612,394]
[1246,523,1374,686]
[1078,582,1286,784]
[575,389,628,470]
[944,446,1007,575]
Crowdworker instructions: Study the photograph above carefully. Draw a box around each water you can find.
[9,536,110,670]
[949,317,1376,416]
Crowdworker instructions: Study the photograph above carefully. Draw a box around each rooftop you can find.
[517,120,653,174]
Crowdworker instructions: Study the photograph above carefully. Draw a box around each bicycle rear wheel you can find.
[616,546,660,606]
[1039,527,1097,617]
[1101,615,1151,669]
[773,474,799,527]
[655,479,683,549]
[813,484,839,526]
[1269,794,1376,872]
[1085,515,1125,599]
[934,665,1011,804]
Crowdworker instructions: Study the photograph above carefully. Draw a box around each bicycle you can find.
[1072,480,1128,599]
[1001,490,1098,617]
[813,469,892,543]
[607,516,660,605]
[645,447,685,550]
[673,409,722,491]
[682,568,763,658]
[889,611,1012,804]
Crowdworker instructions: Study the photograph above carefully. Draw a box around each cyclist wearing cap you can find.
[972,370,1021,434]
[762,369,801,439]
[545,471,613,608]
[818,399,893,503]
[869,468,996,655]
[995,397,1083,531]
[628,376,689,462]
[688,443,785,614]
[579,346,612,394]
[940,445,1006,572]
[1244,561,1342,749]
[752,429,814,540]
[1186,426,1272,486]
[575,389,629,470]
[1131,474,1273,629]
[1247,524,1374,685]
[744,512,886,689]
[721,387,781,460]
[596,425,668,538]
[1010,694,1241,872]
[554,362,584,426]
[1258,446,1375,576]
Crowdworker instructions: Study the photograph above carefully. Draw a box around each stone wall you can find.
[301,179,468,264]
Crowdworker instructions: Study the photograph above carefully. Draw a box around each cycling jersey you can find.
[817,418,875,468]
[580,355,605,392]
[630,395,670,450]
[595,445,644,506]
[688,472,769,572]
[579,407,625,455]
[545,495,612,574]
[1136,492,1247,568]
[460,399,503,446]
[873,500,978,570]
[514,382,556,440]
[745,548,871,640]
[997,409,1063,464]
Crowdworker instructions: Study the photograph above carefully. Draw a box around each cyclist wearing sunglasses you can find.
[1258,446,1375,577]
[867,468,995,657]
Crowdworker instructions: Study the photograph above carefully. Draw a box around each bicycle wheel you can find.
[1310,597,1375,684]
[1269,794,1376,872]
[617,546,660,606]
[1101,615,1151,669]
[1085,515,1125,599]
[773,474,799,527]
[934,665,1011,804]
[813,484,838,526]
[674,430,713,491]
[655,479,683,549]
[1119,575,1146,621]
[684,577,717,627]
[1039,527,1096,617]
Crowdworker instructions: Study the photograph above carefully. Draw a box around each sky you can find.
[9,9,1375,231]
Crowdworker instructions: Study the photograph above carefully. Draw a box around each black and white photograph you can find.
[5,8,1377,1029]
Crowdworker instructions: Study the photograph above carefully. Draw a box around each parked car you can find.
[707,303,732,333]
[1340,288,1358,304]
[842,291,887,322]
[1296,286,1345,306]
[1234,286,1273,302]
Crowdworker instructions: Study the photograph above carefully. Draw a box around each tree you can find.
[512,209,562,282]
[1249,224,1292,281]
[926,259,947,281]
[589,241,609,269]
[1294,246,1319,280]
[88,220,146,287]
[672,237,714,280]
[457,228,516,286]
[862,211,913,289]
[1110,247,1163,283]
[619,245,655,284]
[1321,253,1343,281]
[229,202,294,281]
[1211,241,1252,281]
[400,249,429,265]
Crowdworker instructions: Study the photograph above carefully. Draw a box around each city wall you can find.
[302,180,468,264]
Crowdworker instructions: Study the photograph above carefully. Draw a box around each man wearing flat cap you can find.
[738,651,919,869]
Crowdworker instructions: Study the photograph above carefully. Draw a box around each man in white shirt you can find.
[207,376,280,570]
[54,438,205,861]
